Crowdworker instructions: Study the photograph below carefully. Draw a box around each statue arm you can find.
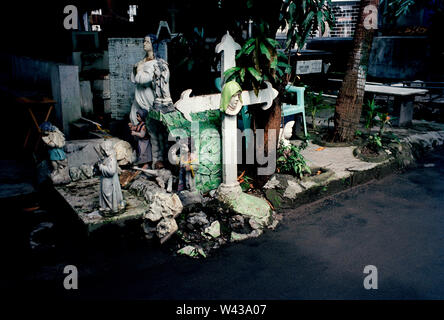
[132,126,146,138]
[134,64,154,85]
[99,157,117,177]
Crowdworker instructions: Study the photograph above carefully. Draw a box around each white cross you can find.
[174,32,278,197]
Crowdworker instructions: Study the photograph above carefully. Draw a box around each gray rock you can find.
[229,215,245,229]
[51,166,71,185]
[130,175,165,202]
[69,167,84,182]
[178,190,203,207]
[141,222,157,240]
[156,218,178,239]
[144,192,183,222]
[187,211,209,226]
[177,245,207,258]
[203,221,221,238]
[230,229,263,242]
[263,176,280,189]
[80,164,94,178]
[249,218,262,230]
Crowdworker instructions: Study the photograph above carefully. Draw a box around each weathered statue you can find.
[128,108,152,169]
[39,122,70,184]
[177,138,198,192]
[97,140,125,214]
[130,34,173,170]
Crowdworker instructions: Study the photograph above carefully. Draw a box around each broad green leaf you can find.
[224,66,240,80]
[265,38,280,48]
[247,67,263,82]
[277,61,291,68]
[270,58,278,69]
[302,11,315,29]
[240,68,246,82]
[259,42,272,61]
[245,44,256,55]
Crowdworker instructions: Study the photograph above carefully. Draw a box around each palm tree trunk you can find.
[332,0,379,142]
[252,84,283,187]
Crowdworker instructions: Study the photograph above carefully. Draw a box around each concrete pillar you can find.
[50,64,82,138]
[221,113,239,186]
[79,80,93,116]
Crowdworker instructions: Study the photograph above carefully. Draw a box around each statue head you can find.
[136,108,148,121]
[143,36,154,60]
[39,121,56,134]
[219,81,242,115]
[100,140,115,158]
[144,34,158,60]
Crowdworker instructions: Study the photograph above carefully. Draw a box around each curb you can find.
[264,129,444,210]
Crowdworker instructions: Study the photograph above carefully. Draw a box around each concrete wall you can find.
[307,36,432,81]
[368,36,431,80]
[108,38,145,120]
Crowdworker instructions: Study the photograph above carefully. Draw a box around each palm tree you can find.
[332,0,419,142]
[332,0,379,142]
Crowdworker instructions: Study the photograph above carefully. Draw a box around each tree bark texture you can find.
[332,0,379,142]
[252,84,283,187]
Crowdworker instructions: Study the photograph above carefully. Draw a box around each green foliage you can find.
[279,0,335,52]
[367,133,383,151]
[224,22,291,95]
[277,141,311,179]
[305,91,334,130]
[239,174,254,192]
[363,99,381,133]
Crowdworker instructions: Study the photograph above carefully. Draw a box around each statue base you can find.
[217,182,273,229]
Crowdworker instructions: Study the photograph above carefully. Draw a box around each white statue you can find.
[130,35,173,169]
[97,140,125,214]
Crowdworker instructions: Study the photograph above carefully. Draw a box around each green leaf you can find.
[259,42,272,61]
[302,11,315,30]
[224,66,240,80]
[248,67,262,82]
[240,68,246,82]
[270,58,278,69]
[265,37,280,48]
[277,61,291,68]
[245,44,256,55]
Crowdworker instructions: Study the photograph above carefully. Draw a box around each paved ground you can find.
[4,148,444,300]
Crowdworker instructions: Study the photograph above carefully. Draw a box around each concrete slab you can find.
[55,178,148,233]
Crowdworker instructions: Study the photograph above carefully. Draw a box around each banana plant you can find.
[224,21,291,95]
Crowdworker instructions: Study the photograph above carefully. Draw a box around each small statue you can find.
[177,138,198,192]
[130,34,173,170]
[219,81,242,115]
[39,122,70,184]
[128,108,152,169]
[96,140,125,215]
